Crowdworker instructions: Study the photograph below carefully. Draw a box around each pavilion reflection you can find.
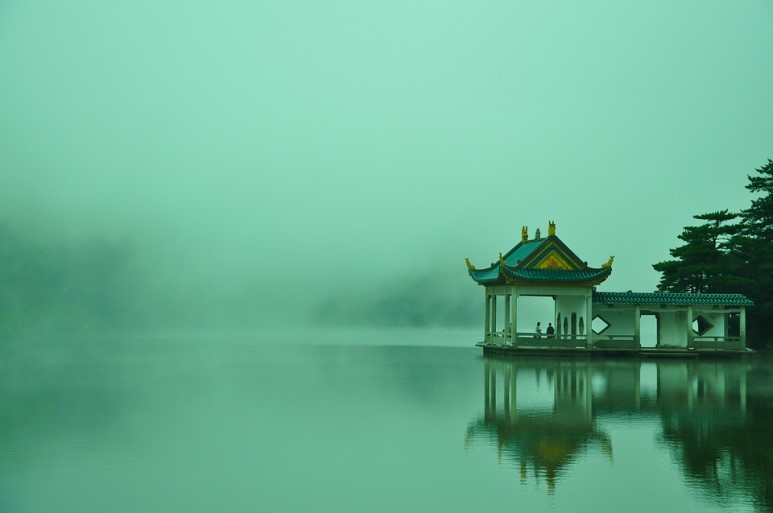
[466,357,751,496]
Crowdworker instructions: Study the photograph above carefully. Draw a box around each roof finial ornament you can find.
[465,258,476,270]
[602,256,615,268]
[499,252,507,266]
[548,220,556,237]
[535,228,541,239]
[521,226,528,242]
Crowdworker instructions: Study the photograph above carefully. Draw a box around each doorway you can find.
[640,314,658,348]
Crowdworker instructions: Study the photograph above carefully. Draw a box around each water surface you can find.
[1,329,771,512]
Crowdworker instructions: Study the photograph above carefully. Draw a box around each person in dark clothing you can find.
[546,323,555,337]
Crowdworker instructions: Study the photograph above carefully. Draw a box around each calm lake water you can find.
[1,328,772,513]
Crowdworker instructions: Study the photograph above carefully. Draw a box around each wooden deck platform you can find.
[477,342,754,358]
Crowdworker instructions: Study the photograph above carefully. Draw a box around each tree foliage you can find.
[0,224,141,333]
[738,159,773,346]
[653,209,739,293]
[653,159,773,348]
[743,159,773,238]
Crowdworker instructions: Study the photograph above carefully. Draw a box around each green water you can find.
[1,329,770,512]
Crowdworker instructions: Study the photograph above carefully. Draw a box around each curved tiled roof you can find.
[593,291,754,306]
[468,234,611,286]
[468,267,501,284]
[467,266,611,285]
[503,267,611,283]
[501,240,544,266]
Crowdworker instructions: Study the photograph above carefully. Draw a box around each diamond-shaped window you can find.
[692,315,714,336]
[592,315,611,335]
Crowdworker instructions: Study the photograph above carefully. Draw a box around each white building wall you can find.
[660,311,688,347]
[695,311,726,337]
[592,308,636,336]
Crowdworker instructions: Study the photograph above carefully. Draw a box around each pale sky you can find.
[1,0,771,328]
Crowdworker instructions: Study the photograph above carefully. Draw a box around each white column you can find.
[511,290,518,346]
[740,307,747,348]
[687,306,694,348]
[585,291,593,348]
[491,295,498,344]
[634,305,641,349]
[484,290,490,344]
[504,292,511,345]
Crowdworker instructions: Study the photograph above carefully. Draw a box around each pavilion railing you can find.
[484,330,509,345]
[483,332,746,350]
[485,332,640,349]
[593,335,638,349]
[513,333,589,349]
[691,337,744,350]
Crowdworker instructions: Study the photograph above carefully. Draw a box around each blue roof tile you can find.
[468,234,610,286]
[504,268,611,283]
[502,240,543,266]
[593,291,753,306]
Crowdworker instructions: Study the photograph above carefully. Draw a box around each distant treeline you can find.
[0,224,284,335]
[314,271,478,328]
[0,219,480,334]
[653,159,773,349]
[0,226,141,333]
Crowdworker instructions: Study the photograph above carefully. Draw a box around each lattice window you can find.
[592,315,611,335]
[692,315,714,336]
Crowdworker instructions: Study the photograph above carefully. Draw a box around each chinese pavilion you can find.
[466,222,752,355]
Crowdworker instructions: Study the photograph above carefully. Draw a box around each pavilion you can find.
[466,222,753,355]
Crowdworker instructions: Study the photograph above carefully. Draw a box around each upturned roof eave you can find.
[469,266,612,286]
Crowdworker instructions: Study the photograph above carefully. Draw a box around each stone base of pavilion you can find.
[477,336,753,358]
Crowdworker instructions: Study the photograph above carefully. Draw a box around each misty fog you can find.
[1,1,771,336]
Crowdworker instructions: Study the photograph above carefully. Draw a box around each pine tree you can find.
[653,210,738,293]
[739,159,773,346]
[743,159,773,238]
[653,159,773,349]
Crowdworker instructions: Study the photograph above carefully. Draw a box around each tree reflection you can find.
[467,356,773,510]
[657,361,773,512]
